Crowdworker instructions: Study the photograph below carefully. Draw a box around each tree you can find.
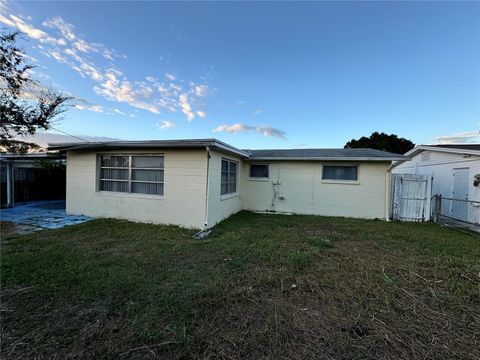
[0,31,71,153]
[344,132,414,154]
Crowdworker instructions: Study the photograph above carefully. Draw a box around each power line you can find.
[49,127,91,143]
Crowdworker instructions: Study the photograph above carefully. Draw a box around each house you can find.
[391,144,480,202]
[391,144,480,224]
[49,139,407,229]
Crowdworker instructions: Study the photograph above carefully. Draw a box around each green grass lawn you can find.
[1,211,479,359]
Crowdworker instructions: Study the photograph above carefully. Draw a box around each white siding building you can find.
[391,145,480,202]
[51,139,407,229]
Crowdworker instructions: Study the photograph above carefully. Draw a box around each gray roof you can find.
[48,138,250,158]
[431,144,480,151]
[47,139,408,161]
[246,148,407,161]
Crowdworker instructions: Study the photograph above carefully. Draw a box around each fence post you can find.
[6,160,14,208]
[433,195,442,223]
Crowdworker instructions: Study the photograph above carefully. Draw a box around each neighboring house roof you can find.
[0,152,65,162]
[390,144,480,169]
[47,139,408,161]
[430,144,480,151]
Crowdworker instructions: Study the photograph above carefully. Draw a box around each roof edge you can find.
[390,145,480,169]
[47,138,250,158]
[248,156,408,161]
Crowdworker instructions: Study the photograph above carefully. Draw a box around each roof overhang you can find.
[48,138,250,158]
[0,152,65,162]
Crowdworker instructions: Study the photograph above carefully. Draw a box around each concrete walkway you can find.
[0,200,92,234]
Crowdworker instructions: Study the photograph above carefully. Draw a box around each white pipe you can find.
[203,146,211,229]
[6,160,13,208]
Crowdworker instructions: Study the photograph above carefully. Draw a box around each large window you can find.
[99,155,164,195]
[221,159,237,195]
[322,165,358,181]
[249,164,269,179]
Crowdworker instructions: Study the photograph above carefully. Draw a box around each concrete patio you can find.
[0,200,92,234]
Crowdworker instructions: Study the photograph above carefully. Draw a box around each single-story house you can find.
[391,144,480,203]
[49,139,407,229]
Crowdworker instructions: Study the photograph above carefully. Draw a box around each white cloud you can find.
[213,123,286,138]
[73,39,97,53]
[42,16,76,41]
[0,6,210,121]
[193,84,208,97]
[74,104,103,113]
[435,131,480,144]
[179,93,194,121]
[113,108,126,116]
[0,14,60,45]
[253,109,263,115]
[157,120,176,130]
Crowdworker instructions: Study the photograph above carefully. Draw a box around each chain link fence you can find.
[432,195,480,232]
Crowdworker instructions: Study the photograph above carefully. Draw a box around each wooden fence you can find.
[0,166,66,207]
[391,174,432,221]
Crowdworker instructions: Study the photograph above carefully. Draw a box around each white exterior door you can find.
[451,168,469,220]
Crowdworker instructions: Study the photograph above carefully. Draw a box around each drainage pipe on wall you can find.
[203,146,212,229]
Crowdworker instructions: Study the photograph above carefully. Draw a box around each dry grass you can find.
[1,211,479,359]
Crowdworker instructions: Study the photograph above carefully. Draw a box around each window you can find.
[249,164,269,179]
[322,165,358,181]
[99,155,164,195]
[221,159,237,195]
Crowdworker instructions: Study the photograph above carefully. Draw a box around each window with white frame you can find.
[249,164,269,178]
[322,165,358,181]
[99,155,164,195]
[221,159,237,195]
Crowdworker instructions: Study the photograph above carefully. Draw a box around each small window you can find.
[322,165,358,181]
[99,155,164,195]
[221,159,237,195]
[249,164,269,178]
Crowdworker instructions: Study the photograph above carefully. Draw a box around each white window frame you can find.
[220,158,238,198]
[248,163,270,181]
[97,154,165,197]
[321,164,360,184]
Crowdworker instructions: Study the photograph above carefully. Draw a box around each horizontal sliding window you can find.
[221,159,237,195]
[322,165,358,181]
[249,164,269,178]
[99,155,164,195]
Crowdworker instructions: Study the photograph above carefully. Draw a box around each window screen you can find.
[99,155,164,195]
[249,164,269,178]
[221,159,237,195]
[322,165,358,181]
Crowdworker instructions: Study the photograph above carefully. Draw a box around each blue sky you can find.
[1,1,479,148]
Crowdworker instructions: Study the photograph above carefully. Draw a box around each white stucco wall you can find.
[206,150,243,227]
[392,151,480,201]
[241,161,390,219]
[66,148,208,228]
[66,148,393,227]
